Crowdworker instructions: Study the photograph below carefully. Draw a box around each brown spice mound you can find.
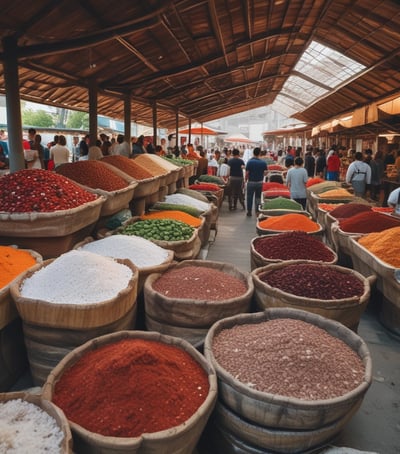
[153,265,247,300]
[212,318,365,400]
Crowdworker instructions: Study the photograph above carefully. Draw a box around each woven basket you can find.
[42,330,217,454]
[251,261,375,331]
[204,308,372,432]
[0,391,73,453]
[144,260,253,346]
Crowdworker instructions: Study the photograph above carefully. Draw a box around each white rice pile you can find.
[78,235,170,268]
[20,250,133,304]
[164,193,210,211]
[0,399,64,453]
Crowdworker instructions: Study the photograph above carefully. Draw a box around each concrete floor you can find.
[204,203,400,454]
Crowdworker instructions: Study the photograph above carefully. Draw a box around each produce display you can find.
[262,188,291,199]
[329,202,372,219]
[78,235,170,268]
[152,265,247,300]
[261,197,303,211]
[317,203,343,212]
[306,177,325,187]
[120,219,194,241]
[0,246,37,288]
[253,231,335,262]
[338,211,400,233]
[151,202,203,217]
[358,226,400,267]
[52,338,209,437]
[0,169,97,212]
[133,154,169,176]
[259,263,364,299]
[101,155,153,179]
[197,174,225,185]
[189,183,221,192]
[258,213,320,232]
[261,182,287,192]
[317,188,353,198]
[162,193,211,211]
[56,160,128,191]
[0,399,65,452]
[211,318,365,400]
[20,250,133,305]
[141,210,202,227]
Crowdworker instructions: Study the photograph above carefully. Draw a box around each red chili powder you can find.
[339,211,400,233]
[52,338,209,437]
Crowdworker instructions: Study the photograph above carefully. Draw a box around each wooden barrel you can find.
[10,258,139,385]
[0,391,73,453]
[144,260,253,346]
[251,261,375,331]
[42,330,218,454]
[204,309,372,433]
[250,234,338,271]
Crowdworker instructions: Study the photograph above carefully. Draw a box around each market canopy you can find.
[0,1,400,131]
[177,126,226,136]
[225,133,254,144]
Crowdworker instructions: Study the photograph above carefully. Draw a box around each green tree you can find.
[22,109,54,127]
[66,110,89,130]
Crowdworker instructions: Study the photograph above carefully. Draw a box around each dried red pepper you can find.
[52,338,209,438]
[0,169,97,213]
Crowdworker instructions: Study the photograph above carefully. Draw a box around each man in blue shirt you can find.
[245,147,268,217]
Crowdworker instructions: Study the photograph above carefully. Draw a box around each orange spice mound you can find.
[258,213,320,232]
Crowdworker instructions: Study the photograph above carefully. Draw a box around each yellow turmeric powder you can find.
[0,246,37,288]
[258,213,320,232]
[358,226,400,268]
[140,210,202,227]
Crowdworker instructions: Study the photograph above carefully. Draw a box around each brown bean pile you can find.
[56,161,128,191]
[260,263,364,300]
[212,318,365,400]
[102,155,154,180]
[152,265,247,300]
[253,231,335,262]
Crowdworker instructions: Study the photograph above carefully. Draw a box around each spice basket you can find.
[330,221,366,257]
[203,309,372,443]
[204,399,357,454]
[144,260,254,347]
[0,247,42,391]
[251,261,374,331]
[42,330,218,454]
[10,258,139,385]
[250,235,337,270]
[73,236,175,295]
[307,192,354,220]
[0,391,73,453]
[348,236,400,337]
[256,219,324,239]
[109,217,201,261]
[257,208,308,217]
[0,197,105,259]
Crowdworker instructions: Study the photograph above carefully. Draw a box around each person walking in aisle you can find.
[286,157,309,209]
[227,148,245,210]
[346,151,371,198]
[245,147,268,217]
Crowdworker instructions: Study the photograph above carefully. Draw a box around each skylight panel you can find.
[271,40,366,117]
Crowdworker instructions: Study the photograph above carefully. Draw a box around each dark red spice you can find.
[329,202,372,219]
[260,263,364,300]
[253,231,335,262]
[56,160,128,191]
[339,211,400,233]
[102,155,154,180]
[52,338,209,437]
[0,169,97,213]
